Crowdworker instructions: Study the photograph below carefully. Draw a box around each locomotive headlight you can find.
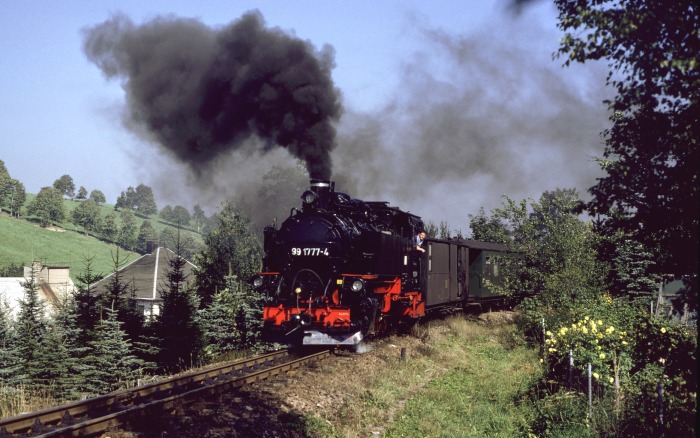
[351,279,365,293]
[301,190,317,205]
[252,275,264,290]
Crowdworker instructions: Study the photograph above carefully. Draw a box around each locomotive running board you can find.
[303,330,364,345]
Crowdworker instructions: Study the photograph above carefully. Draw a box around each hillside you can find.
[0,212,139,281]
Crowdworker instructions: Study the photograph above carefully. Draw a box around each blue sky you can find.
[0,1,610,230]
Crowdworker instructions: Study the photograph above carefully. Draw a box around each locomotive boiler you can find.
[251,180,508,346]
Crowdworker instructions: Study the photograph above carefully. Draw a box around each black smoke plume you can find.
[82,11,341,180]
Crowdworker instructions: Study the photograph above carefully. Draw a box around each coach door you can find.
[426,241,450,306]
[457,245,468,300]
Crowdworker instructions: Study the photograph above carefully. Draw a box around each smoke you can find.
[82,11,341,181]
[332,10,611,231]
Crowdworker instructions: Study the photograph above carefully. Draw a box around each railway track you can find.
[0,348,331,437]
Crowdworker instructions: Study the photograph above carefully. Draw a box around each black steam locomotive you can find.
[251,180,507,346]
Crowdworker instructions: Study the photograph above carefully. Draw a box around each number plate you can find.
[291,247,329,256]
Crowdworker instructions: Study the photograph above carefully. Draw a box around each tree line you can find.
[0,168,212,255]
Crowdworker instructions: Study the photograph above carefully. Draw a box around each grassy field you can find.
[0,212,138,281]
[1,195,202,281]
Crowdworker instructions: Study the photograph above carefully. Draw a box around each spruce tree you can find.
[74,256,103,345]
[0,298,19,384]
[50,293,93,398]
[13,274,49,387]
[199,290,237,359]
[153,231,202,372]
[83,307,145,395]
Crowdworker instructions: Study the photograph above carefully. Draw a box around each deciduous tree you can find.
[76,186,88,200]
[53,174,76,199]
[137,220,157,253]
[555,0,699,276]
[71,199,102,235]
[26,186,65,227]
[89,189,106,204]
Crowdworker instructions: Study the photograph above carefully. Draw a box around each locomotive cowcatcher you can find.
[251,180,508,346]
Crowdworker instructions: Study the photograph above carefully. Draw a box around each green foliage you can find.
[601,232,659,300]
[487,189,605,310]
[0,300,19,384]
[198,290,238,359]
[1,179,25,218]
[71,198,102,235]
[101,211,118,241]
[12,275,49,387]
[88,189,106,204]
[26,186,65,227]
[536,298,697,436]
[423,220,455,239]
[115,184,158,215]
[82,307,146,394]
[226,275,264,350]
[137,220,156,253]
[194,202,262,306]
[153,234,203,372]
[117,208,138,250]
[556,0,699,276]
[468,207,509,243]
[52,174,75,199]
[76,186,88,200]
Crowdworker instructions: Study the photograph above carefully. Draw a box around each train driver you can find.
[415,230,426,253]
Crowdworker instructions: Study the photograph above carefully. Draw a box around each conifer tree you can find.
[50,293,93,398]
[0,298,19,384]
[227,275,264,350]
[199,290,237,359]
[13,274,49,387]
[74,256,103,345]
[83,307,145,395]
[153,231,202,372]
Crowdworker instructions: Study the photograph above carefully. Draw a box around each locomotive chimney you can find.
[309,179,334,210]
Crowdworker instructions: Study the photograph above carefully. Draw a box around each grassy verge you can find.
[298,315,541,437]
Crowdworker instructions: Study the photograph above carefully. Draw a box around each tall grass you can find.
[301,315,541,437]
[0,384,59,419]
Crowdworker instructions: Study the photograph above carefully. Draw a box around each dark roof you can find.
[93,247,198,300]
[425,238,508,252]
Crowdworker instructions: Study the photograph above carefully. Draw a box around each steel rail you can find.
[0,348,329,437]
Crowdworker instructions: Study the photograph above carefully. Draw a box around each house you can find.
[92,246,198,320]
[0,262,75,319]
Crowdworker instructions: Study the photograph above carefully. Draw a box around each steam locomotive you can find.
[251,180,507,346]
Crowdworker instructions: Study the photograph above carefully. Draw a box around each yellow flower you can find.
[546,330,553,337]
[539,358,544,363]
[584,316,590,321]
[606,326,614,334]
[593,372,599,379]
[660,327,667,334]
[599,353,606,359]
[598,320,603,325]
[548,348,557,353]
[609,377,614,384]
[582,327,588,334]
[571,324,577,330]
[622,340,628,345]
[597,333,604,339]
